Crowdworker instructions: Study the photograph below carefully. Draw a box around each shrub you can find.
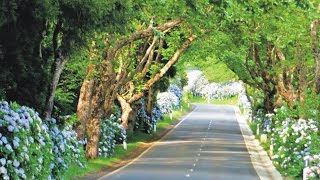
[168,84,183,103]
[134,99,163,133]
[184,70,243,99]
[99,114,126,157]
[267,106,319,178]
[0,101,84,179]
[156,92,179,114]
[304,154,320,179]
[47,119,85,179]
[152,106,162,123]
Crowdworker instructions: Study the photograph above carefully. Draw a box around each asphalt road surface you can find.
[99,104,260,180]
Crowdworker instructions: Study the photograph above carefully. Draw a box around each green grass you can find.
[64,101,192,179]
[64,143,140,179]
[185,94,238,105]
[248,120,271,152]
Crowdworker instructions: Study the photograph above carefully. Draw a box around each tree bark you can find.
[274,48,298,107]
[146,86,154,116]
[311,19,320,94]
[76,65,95,139]
[77,60,116,159]
[43,17,64,119]
[117,94,132,129]
[244,43,277,112]
[141,38,157,76]
[86,116,100,159]
[117,35,196,128]
[264,90,275,113]
[43,55,66,119]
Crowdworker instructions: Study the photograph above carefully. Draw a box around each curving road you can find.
[99,104,260,180]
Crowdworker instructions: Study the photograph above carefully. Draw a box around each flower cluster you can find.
[99,114,126,157]
[0,101,84,179]
[184,70,244,99]
[47,119,85,178]
[238,94,251,110]
[184,70,209,97]
[156,92,180,114]
[134,99,163,133]
[134,99,152,132]
[238,92,252,120]
[168,84,183,103]
[267,107,319,178]
[304,155,320,179]
[151,106,162,123]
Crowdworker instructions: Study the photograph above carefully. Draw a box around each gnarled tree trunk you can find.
[311,19,320,94]
[76,65,95,139]
[146,86,154,117]
[77,60,116,159]
[117,94,132,129]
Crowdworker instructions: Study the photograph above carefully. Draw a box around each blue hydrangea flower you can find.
[0,158,6,166]
[13,159,20,167]
[5,144,13,152]
[0,166,7,174]
[22,146,28,152]
[1,136,8,144]
[28,137,34,143]
[13,139,20,149]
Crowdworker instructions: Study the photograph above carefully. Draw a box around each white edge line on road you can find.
[98,105,198,179]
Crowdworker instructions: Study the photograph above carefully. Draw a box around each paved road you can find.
[99,104,260,180]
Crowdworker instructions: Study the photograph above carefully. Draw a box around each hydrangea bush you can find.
[99,114,126,157]
[238,93,252,120]
[304,154,320,179]
[184,70,243,99]
[248,105,320,179]
[0,101,84,179]
[47,118,85,179]
[168,84,183,103]
[134,99,163,133]
[156,92,179,114]
[134,99,151,132]
[268,107,319,178]
[151,107,162,123]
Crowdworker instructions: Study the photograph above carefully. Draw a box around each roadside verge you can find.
[234,106,283,180]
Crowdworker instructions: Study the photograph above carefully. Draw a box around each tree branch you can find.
[106,18,183,60]
[128,34,197,103]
